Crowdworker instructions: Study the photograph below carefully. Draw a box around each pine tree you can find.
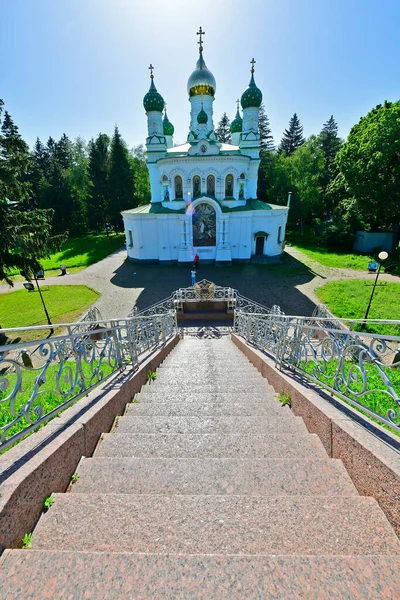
[0,101,31,205]
[130,144,151,207]
[107,126,135,229]
[215,113,231,143]
[0,100,63,284]
[258,104,274,152]
[87,133,110,231]
[38,134,87,235]
[279,113,305,156]
[318,115,342,191]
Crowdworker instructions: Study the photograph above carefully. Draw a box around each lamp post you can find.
[33,275,53,334]
[362,251,389,327]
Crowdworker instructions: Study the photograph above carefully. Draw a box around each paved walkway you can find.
[1,246,398,320]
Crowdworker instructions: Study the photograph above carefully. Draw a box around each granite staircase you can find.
[1,337,399,598]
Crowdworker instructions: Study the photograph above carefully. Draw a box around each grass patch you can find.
[292,243,377,270]
[0,359,114,453]
[315,280,400,336]
[8,233,125,278]
[0,285,100,333]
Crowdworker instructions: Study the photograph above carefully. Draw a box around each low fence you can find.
[0,312,177,452]
[130,279,279,318]
[234,310,400,434]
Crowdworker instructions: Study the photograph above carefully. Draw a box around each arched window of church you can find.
[225,174,234,197]
[174,175,183,199]
[206,175,215,196]
[193,175,201,198]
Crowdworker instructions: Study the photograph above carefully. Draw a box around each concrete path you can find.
[0,337,399,598]
[1,246,398,320]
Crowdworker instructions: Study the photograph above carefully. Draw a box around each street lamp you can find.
[23,276,53,334]
[362,251,389,326]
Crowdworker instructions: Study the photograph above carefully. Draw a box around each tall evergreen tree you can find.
[258,103,274,152]
[279,113,305,156]
[87,133,110,231]
[107,126,135,229]
[317,115,342,199]
[130,144,151,207]
[38,134,87,235]
[0,100,63,284]
[0,101,31,206]
[215,113,231,143]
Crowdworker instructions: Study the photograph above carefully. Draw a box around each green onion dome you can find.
[230,106,243,133]
[163,111,174,135]
[241,71,262,109]
[143,78,165,113]
[197,107,208,124]
[187,50,216,98]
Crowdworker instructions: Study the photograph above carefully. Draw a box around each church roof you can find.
[166,142,240,155]
[122,199,287,216]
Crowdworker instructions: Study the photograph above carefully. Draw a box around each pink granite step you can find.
[126,400,289,417]
[71,457,358,496]
[32,494,400,555]
[114,415,308,435]
[136,388,277,402]
[1,551,399,600]
[96,432,327,458]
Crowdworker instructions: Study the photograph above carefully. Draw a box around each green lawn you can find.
[292,243,377,270]
[0,285,100,330]
[315,280,400,335]
[9,233,125,279]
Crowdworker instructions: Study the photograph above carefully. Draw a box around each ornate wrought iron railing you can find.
[0,312,177,452]
[130,279,278,317]
[234,310,400,434]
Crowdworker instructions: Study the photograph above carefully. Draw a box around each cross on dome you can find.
[236,99,240,110]
[197,26,205,52]
[250,58,256,73]
[148,64,154,79]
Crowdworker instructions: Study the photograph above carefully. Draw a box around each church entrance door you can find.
[255,236,265,255]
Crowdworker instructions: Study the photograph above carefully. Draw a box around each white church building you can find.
[122,28,289,265]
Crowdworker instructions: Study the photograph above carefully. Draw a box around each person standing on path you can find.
[194,253,200,270]
[191,266,196,286]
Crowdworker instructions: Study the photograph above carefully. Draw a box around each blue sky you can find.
[1,0,399,149]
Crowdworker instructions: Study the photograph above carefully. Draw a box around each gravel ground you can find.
[1,246,398,321]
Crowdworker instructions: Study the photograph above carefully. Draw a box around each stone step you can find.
[114,415,307,435]
[71,458,358,496]
[2,551,399,600]
[32,494,400,555]
[141,382,271,393]
[135,389,276,403]
[126,400,289,417]
[96,432,327,459]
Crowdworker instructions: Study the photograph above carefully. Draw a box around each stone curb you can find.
[0,335,180,553]
[231,333,400,537]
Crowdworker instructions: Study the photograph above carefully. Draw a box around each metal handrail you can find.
[234,310,400,434]
[0,312,177,452]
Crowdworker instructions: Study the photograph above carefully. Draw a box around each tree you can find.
[215,113,231,143]
[37,134,88,236]
[258,103,274,152]
[279,113,305,156]
[130,144,150,207]
[335,100,400,232]
[0,100,63,284]
[0,101,31,206]
[288,135,325,229]
[87,133,110,231]
[107,126,135,229]
[317,115,342,202]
